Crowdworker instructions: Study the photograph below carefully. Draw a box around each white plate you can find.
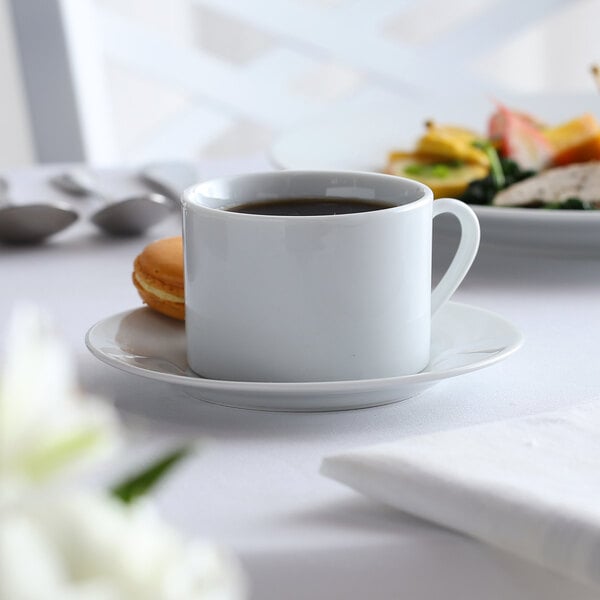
[270,93,600,256]
[85,302,522,412]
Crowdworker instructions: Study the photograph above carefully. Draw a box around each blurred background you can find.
[1,0,599,168]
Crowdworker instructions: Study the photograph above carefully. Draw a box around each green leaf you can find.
[472,140,505,188]
[111,445,193,504]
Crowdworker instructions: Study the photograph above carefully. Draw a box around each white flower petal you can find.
[0,304,122,490]
[3,493,246,600]
[0,512,66,600]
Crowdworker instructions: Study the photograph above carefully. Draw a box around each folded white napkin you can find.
[321,402,600,591]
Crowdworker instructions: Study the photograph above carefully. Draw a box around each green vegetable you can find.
[544,198,595,210]
[472,141,505,188]
[459,154,535,206]
[404,161,463,179]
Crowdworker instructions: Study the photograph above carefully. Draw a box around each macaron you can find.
[132,236,185,320]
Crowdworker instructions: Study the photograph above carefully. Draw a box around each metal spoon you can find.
[0,177,78,245]
[51,170,172,237]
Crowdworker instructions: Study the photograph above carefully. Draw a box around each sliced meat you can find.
[493,162,600,207]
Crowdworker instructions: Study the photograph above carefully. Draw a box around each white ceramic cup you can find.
[182,171,479,382]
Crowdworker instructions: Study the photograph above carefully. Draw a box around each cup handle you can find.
[431,198,480,315]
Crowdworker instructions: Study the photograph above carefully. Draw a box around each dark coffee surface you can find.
[227,198,394,216]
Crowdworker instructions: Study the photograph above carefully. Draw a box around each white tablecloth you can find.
[3,157,600,599]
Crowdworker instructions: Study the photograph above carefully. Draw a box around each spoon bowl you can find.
[91,193,172,236]
[51,170,173,236]
[0,201,79,245]
[0,175,78,244]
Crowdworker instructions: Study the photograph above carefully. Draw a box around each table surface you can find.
[3,157,600,600]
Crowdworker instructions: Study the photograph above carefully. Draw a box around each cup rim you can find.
[182,169,433,220]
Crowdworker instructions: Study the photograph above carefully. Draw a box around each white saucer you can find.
[85,302,522,412]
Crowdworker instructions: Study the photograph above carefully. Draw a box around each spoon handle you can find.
[50,170,99,198]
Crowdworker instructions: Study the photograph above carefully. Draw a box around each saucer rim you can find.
[85,301,524,393]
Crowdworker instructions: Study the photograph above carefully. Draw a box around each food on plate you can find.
[415,122,490,167]
[387,100,600,209]
[488,103,553,170]
[386,151,488,198]
[544,113,600,166]
[385,122,490,197]
[132,236,185,321]
[459,153,535,206]
[492,163,600,209]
